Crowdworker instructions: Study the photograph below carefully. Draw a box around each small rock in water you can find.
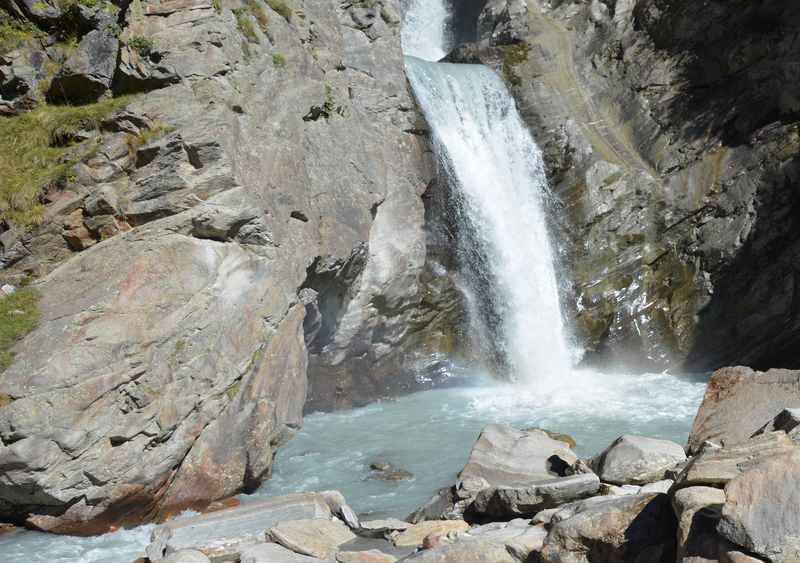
[368,460,414,481]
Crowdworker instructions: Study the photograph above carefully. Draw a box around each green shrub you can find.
[128,35,154,56]
[501,42,530,87]
[245,0,269,31]
[0,11,40,55]
[266,0,291,21]
[0,96,133,228]
[272,52,286,67]
[0,288,41,373]
[234,7,259,43]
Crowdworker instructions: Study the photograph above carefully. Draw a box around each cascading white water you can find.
[403,6,573,383]
[400,0,450,60]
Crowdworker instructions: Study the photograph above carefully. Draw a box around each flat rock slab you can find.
[269,518,356,560]
[357,519,412,538]
[240,543,325,563]
[540,493,676,563]
[470,472,600,519]
[718,449,800,562]
[393,520,470,548]
[147,493,331,561]
[688,367,800,454]
[336,550,397,563]
[593,434,686,485]
[675,432,797,489]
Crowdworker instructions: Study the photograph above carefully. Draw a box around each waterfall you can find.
[401,0,450,60]
[402,5,573,383]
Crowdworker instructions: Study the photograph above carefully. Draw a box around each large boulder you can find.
[411,424,595,522]
[688,367,800,454]
[592,434,687,485]
[717,450,800,562]
[540,493,677,563]
[48,29,119,103]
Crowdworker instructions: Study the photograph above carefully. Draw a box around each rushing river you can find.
[0,369,706,562]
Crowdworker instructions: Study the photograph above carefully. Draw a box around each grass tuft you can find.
[501,42,530,87]
[266,0,291,21]
[0,96,133,228]
[0,288,41,373]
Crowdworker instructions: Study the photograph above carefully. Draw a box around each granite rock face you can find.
[592,434,687,485]
[0,0,462,533]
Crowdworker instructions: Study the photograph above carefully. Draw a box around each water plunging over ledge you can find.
[405,57,573,383]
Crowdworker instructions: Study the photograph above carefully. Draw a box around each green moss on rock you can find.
[0,288,41,373]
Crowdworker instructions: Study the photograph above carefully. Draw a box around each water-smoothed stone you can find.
[269,518,356,560]
[674,432,797,489]
[641,480,675,495]
[336,550,396,563]
[368,461,414,482]
[357,519,412,539]
[240,543,325,563]
[592,434,687,485]
[688,367,800,454]
[145,493,331,561]
[540,493,677,563]
[469,472,600,520]
[393,520,470,548]
[672,486,727,562]
[321,490,360,530]
[162,550,212,563]
[717,449,800,562]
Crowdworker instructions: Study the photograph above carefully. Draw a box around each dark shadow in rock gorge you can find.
[687,154,800,371]
[633,0,800,149]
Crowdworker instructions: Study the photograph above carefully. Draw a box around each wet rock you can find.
[674,432,797,489]
[688,367,800,454]
[393,521,470,548]
[269,519,356,560]
[717,449,800,562]
[357,519,412,539]
[672,486,727,562]
[368,461,414,481]
[48,30,119,103]
[592,434,687,485]
[478,0,528,46]
[145,493,331,561]
[162,550,212,563]
[540,493,677,563]
[240,543,325,563]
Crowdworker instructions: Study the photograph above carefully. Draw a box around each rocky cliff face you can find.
[465,0,800,372]
[0,0,463,533]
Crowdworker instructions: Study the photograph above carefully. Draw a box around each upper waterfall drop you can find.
[400,0,450,61]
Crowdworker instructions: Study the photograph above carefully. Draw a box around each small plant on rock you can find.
[272,52,286,67]
[128,35,154,57]
[266,0,291,21]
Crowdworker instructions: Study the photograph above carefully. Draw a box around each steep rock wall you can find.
[0,0,463,533]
